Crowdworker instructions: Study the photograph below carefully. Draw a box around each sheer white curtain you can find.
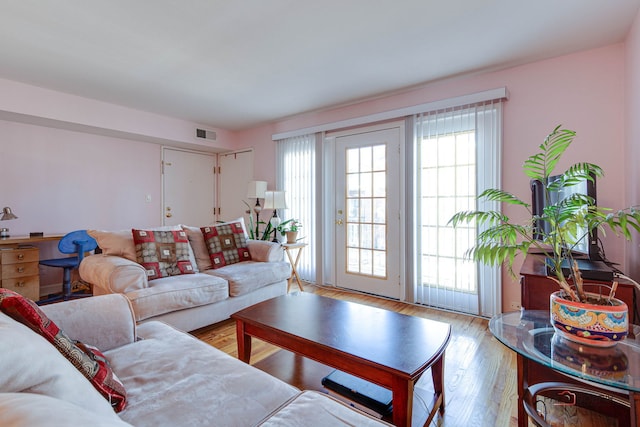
[413,100,502,316]
[275,134,316,281]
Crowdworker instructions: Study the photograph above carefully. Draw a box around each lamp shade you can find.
[263,191,287,210]
[246,181,267,199]
[1,207,17,221]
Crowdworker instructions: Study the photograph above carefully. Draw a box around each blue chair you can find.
[38,230,97,304]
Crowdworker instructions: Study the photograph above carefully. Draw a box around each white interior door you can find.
[162,148,216,226]
[218,150,254,223]
[334,126,402,299]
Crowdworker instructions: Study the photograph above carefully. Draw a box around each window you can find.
[275,134,316,281]
[414,101,502,316]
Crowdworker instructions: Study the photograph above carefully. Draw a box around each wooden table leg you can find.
[284,246,305,292]
[631,391,640,427]
[431,351,446,413]
[517,354,527,427]
[391,376,413,427]
[235,320,252,363]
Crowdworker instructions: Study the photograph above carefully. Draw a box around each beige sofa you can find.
[79,224,291,331]
[0,293,391,426]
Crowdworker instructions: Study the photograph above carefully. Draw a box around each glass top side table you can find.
[490,310,640,426]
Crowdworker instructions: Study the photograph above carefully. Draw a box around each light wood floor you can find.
[191,284,614,427]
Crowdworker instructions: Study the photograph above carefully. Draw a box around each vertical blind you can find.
[275,134,316,281]
[413,100,502,316]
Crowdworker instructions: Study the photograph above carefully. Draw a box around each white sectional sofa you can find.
[79,223,291,332]
[0,292,392,426]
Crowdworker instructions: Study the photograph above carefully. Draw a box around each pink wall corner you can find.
[625,7,640,282]
[235,44,629,312]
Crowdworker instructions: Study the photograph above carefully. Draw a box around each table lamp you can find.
[1,207,18,237]
[263,191,287,242]
[246,181,267,238]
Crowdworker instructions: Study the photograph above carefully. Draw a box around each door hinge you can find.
[162,161,173,174]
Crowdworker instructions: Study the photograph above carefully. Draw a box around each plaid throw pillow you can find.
[0,289,127,412]
[132,229,195,280]
[201,222,251,269]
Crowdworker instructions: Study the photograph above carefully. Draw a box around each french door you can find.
[333,125,402,299]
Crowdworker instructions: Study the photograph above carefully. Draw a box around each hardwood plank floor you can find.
[191,284,614,426]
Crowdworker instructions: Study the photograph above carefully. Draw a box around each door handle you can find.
[335,219,343,225]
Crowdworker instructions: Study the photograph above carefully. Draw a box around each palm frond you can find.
[523,126,576,180]
[478,188,529,206]
[448,210,507,227]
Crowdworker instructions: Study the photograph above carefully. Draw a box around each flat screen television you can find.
[530,173,601,261]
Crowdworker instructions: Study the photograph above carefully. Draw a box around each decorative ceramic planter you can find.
[550,290,628,347]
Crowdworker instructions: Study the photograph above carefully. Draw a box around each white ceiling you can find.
[1,0,639,130]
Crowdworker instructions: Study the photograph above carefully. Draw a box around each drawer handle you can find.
[16,281,25,287]
[17,267,24,273]
[17,254,24,260]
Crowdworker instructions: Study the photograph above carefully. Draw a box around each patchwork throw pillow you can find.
[201,222,251,269]
[132,229,195,280]
[0,289,127,412]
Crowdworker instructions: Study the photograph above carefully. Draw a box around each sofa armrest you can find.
[247,239,284,262]
[80,254,148,295]
[41,294,136,351]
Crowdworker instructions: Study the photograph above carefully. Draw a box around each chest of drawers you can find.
[0,246,40,301]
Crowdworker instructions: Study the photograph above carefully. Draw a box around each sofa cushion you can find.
[257,390,392,426]
[124,273,229,322]
[182,224,215,271]
[205,260,291,296]
[182,218,249,271]
[132,229,195,280]
[88,229,139,261]
[0,289,127,412]
[88,226,199,272]
[108,320,299,427]
[0,311,119,419]
[202,221,252,269]
[0,393,133,427]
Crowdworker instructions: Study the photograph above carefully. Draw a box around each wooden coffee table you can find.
[231,292,451,427]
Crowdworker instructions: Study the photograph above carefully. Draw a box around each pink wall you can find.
[626,9,640,281]
[234,126,278,187]
[0,78,237,151]
[0,120,163,235]
[236,44,630,311]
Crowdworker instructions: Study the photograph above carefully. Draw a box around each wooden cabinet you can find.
[520,253,635,325]
[0,246,40,301]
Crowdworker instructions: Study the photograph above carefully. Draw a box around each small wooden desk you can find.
[0,234,65,301]
[0,234,64,246]
[282,242,306,292]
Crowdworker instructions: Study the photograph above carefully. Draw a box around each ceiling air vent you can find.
[196,128,217,141]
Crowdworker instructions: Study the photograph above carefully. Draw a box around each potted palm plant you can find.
[449,125,640,346]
